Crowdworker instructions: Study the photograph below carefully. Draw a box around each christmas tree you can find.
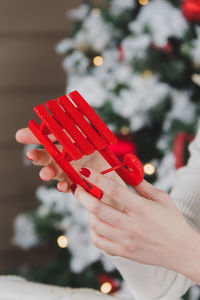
[13,0,200,299]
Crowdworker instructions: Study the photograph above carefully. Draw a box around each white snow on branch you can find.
[69,4,90,21]
[129,0,188,46]
[56,38,75,55]
[122,34,151,61]
[74,11,113,52]
[113,75,169,131]
[67,75,107,108]
[12,214,38,250]
[110,0,136,15]
[192,26,200,65]
[163,90,196,131]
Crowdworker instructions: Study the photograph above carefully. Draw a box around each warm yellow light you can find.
[191,73,200,86]
[93,56,104,67]
[139,0,149,5]
[143,69,153,78]
[120,126,130,135]
[100,282,112,294]
[144,163,156,175]
[57,235,68,248]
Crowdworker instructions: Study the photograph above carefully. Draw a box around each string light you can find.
[57,235,68,248]
[100,282,112,294]
[93,56,104,67]
[143,69,153,78]
[120,126,130,135]
[191,73,200,86]
[139,0,149,5]
[144,163,156,175]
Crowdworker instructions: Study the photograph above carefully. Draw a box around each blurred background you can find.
[0,0,200,299]
[0,0,80,273]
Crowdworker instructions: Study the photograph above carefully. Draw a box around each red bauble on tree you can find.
[173,132,194,169]
[181,0,200,22]
[109,132,136,160]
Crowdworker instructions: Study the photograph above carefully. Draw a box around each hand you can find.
[72,166,200,281]
[15,127,126,195]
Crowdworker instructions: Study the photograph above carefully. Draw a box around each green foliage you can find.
[33,210,63,243]
[183,290,190,300]
[96,100,130,129]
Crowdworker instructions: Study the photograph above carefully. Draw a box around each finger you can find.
[88,213,121,241]
[39,163,68,182]
[57,180,69,193]
[79,167,144,209]
[90,230,118,256]
[26,149,53,165]
[39,164,56,181]
[100,192,125,212]
[133,179,165,201]
[74,185,127,228]
[16,127,57,144]
[39,161,84,184]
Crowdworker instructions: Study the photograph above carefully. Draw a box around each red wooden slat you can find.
[57,95,106,150]
[69,91,117,145]
[46,99,95,155]
[34,103,82,160]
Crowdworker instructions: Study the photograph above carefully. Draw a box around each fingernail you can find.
[57,182,68,193]
[39,175,47,182]
[99,189,104,200]
[71,183,77,194]
[26,153,33,161]
[80,168,91,178]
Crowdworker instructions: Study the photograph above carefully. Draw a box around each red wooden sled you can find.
[28,91,144,199]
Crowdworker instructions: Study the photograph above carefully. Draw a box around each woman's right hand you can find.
[15,127,127,209]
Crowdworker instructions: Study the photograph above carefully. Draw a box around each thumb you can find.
[133,179,164,201]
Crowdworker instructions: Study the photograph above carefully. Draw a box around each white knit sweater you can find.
[1,126,200,300]
[105,124,200,300]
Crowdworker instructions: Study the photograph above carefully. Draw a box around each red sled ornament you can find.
[28,91,144,199]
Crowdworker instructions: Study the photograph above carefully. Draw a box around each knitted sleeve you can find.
[104,125,200,300]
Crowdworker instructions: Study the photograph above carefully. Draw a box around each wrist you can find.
[177,226,200,284]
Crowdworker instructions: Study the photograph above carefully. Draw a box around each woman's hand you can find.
[15,127,126,193]
[72,166,200,283]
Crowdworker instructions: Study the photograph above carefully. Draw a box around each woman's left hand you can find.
[72,167,199,277]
